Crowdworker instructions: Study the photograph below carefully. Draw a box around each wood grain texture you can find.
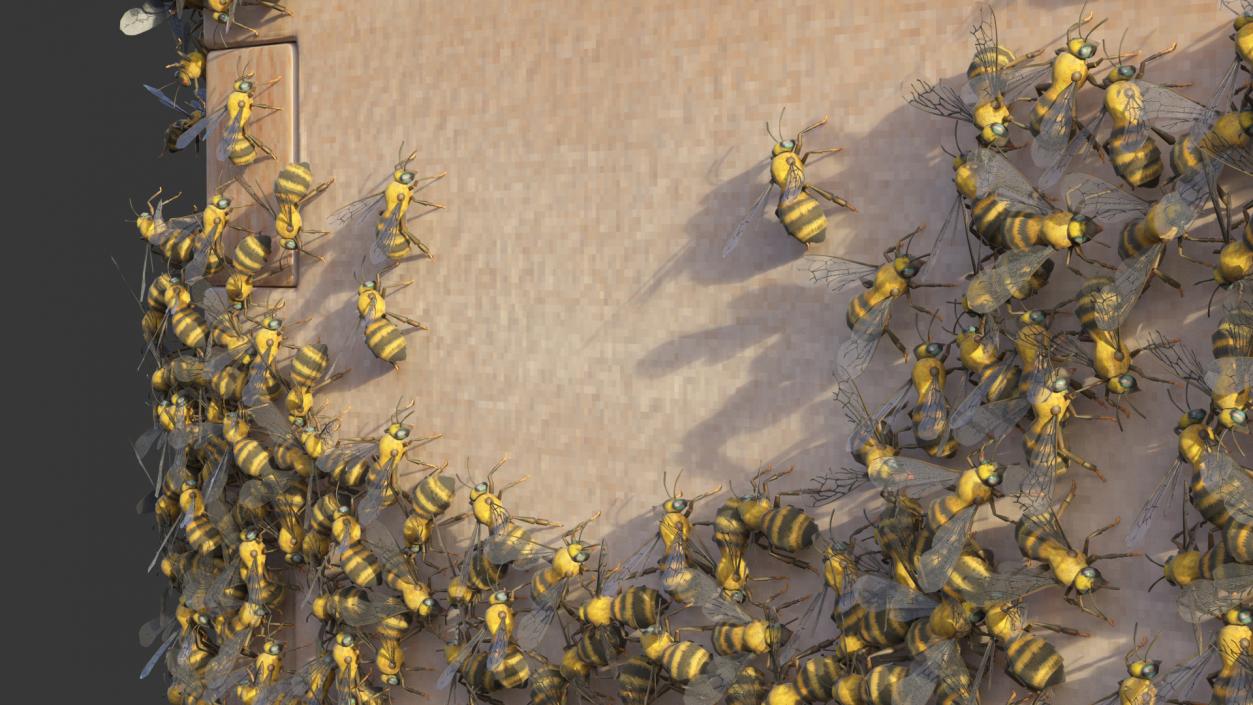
[258,2,1249,703]
[205,42,298,286]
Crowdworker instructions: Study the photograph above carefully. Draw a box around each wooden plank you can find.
[205,42,298,287]
[200,4,296,50]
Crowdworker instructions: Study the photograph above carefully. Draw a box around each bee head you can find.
[1068,37,1098,60]
[1073,565,1103,593]
[1129,660,1160,679]
[1219,407,1249,429]
[1108,373,1138,395]
[771,139,797,157]
[975,462,1002,488]
[1067,214,1100,245]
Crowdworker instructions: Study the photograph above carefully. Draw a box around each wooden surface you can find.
[200,3,296,50]
[214,1,1249,703]
[206,42,298,286]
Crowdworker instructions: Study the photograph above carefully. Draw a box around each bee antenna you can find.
[777,106,787,141]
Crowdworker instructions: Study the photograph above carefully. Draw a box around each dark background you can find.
[18,3,203,699]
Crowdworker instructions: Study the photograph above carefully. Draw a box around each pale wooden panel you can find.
[200,3,296,50]
[262,2,1251,703]
[205,42,298,286]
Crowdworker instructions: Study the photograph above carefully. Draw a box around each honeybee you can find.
[724,111,856,256]
[202,0,293,40]
[613,471,721,592]
[355,266,428,368]
[640,620,742,705]
[331,147,446,264]
[1029,7,1107,171]
[806,225,942,379]
[236,163,335,268]
[176,69,282,168]
[513,514,600,650]
[146,83,208,155]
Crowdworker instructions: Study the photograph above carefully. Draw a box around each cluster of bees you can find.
[121,2,1251,705]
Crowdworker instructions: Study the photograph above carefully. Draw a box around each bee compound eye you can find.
[990,123,1007,136]
[1233,410,1248,425]
[475,483,488,492]
[986,472,1001,486]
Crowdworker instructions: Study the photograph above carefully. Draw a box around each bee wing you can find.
[217,107,246,162]
[917,506,978,594]
[1094,243,1163,331]
[868,456,957,494]
[804,256,879,294]
[145,83,185,114]
[202,628,252,695]
[852,574,937,622]
[369,204,404,265]
[914,380,949,444]
[1126,458,1186,548]
[515,585,562,651]
[962,564,1055,607]
[138,629,179,679]
[242,356,274,409]
[486,620,510,672]
[1039,110,1106,190]
[1198,447,1253,524]
[1177,564,1253,623]
[684,656,742,705]
[900,640,970,705]
[1018,415,1061,516]
[1059,172,1152,226]
[120,1,171,35]
[175,109,221,151]
[907,79,975,122]
[969,147,1051,214]
[1134,80,1209,134]
[605,534,660,595]
[954,396,1029,447]
[1207,355,1253,398]
[1152,646,1216,703]
[836,298,892,380]
[1203,120,1253,177]
[437,628,486,690]
[315,440,375,476]
[723,180,773,258]
[965,247,1053,315]
[1031,82,1078,168]
[951,356,1015,429]
[355,454,397,528]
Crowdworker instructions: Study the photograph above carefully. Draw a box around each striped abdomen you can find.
[862,664,908,705]
[340,542,383,587]
[411,474,456,521]
[1005,635,1065,691]
[660,641,711,683]
[727,665,769,705]
[232,235,271,276]
[760,505,817,553]
[275,162,314,207]
[171,307,208,348]
[185,514,222,555]
[612,587,664,628]
[233,437,273,477]
[365,318,407,364]
[1118,219,1162,259]
[972,196,1043,250]
[228,137,258,167]
[776,192,828,245]
[290,344,329,387]
[1105,126,1163,188]
[795,655,842,703]
[617,656,659,705]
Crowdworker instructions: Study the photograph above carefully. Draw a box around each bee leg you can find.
[803,184,857,212]
[250,136,279,162]
[1151,125,1177,146]
[1022,621,1089,638]
[1080,518,1121,555]
[800,147,843,164]
[885,328,909,360]
[1058,448,1106,482]
[387,312,429,331]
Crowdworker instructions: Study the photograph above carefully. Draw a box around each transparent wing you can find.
[1198,448,1253,524]
[852,574,937,622]
[202,628,252,696]
[868,456,957,494]
[914,381,948,444]
[487,620,509,671]
[356,454,398,527]
[1031,83,1077,168]
[1039,110,1106,190]
[1208,356,1253,397]
[723,181,773,257]
[1059,173,1151,226]
[1177,564,1253,623]
[804,256,879,293]
[969,147,1052,214]
[436,628,485,690]
[175,109,220,151]
[606,534,661,595]
[953,396,1029,446]
[139,630,179,679]
[145,84,186,115]
[1135,80,1208,134]
[951,357,1016,429]
[907,79,975,122]
[217,108,246,162]
[315,441,375,477]
[918,506,977,594]
[1152,647,1215,702]
[370,202,405,265]
[966,247,1053,314]
[901,640,972,705]
[514,584,562,651]
[961,565,1056,607]
[1094,243,1162,331]
[1125,458,1185,548]
[684,656,741,705]
[1018,415,1061,515]
[836,298,892,379]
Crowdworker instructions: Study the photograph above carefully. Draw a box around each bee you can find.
[235,639,283,705]
[806,225,942,379]
[725,664,770,705]
[908,4,1051,149]
[437,590,531,691]
[311,586,404,630]
[179,188,235,281]
[330,147,446,264]
[866,454,1005,593]
[860,663,910,705]
[723,111,856,256]
[617,655,663,705]
[640,620,741,705]
[400,466,460,555]
[370,533,441,617]
[236,163,335,267]
[1012,480,1136,624]
[1147,326,1250,434]
[1017,365,1111,514]
[328,508,384,588]
[176,69,283,167]
[514,514,599,650]
[1126,408,1212,548]
[279,343,348,423]
[202,0,293,40]
[810,377,909,502]
[145,84,208,155]
[167,36,206,92]
[316,400,441,527]
[905,332,957,459]
[460,457,561,573]
[355,266,428,368]
[1176,560,1253,626]
[734,466,820,559]
[614,471,721,594]
[576,570,667,631]
[1029,8,1107,171]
